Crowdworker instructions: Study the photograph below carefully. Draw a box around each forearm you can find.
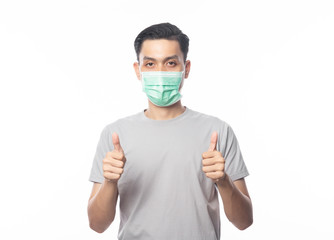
[216,174,253,230]
[88,180,118,233]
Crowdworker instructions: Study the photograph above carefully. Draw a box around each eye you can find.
[145,62,154,67]
[167,61,177,66]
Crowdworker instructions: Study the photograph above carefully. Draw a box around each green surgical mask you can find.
[141,71,184,107]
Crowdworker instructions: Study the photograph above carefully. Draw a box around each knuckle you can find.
[111,150,118,157]
[110,159,118,167]
[103,162,109,169]
[111,151,124,160]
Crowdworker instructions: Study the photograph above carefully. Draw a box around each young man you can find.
[87,23,253,239]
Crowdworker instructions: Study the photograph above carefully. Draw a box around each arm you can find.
[88,132,126,233]
[203,130,253,230]
[215,176,253,230]
[87,180,119,233]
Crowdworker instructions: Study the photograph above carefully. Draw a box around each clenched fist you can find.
[202,131,226,182]
[103,132,126,183]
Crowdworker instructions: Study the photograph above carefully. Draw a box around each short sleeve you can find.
[88,125,114,183]
[219,122,249,181]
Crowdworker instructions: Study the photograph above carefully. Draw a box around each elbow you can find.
[89,219,111,234]
[89,223,104,234]
[87,204,114,233]
[235,201,253,230]
[88,215,114,234]
[236,216,253,231]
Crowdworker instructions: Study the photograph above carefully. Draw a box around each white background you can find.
[1,0,333,239]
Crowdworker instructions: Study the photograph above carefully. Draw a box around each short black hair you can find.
[134,22,189,63]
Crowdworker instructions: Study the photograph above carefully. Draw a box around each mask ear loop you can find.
[138,63,144,90]
[138,61,144,80]
[177,71,184,93]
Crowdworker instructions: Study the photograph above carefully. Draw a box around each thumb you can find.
[208,131,218,151]
[112,132,123,152]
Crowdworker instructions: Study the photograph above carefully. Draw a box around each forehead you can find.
[139,39,183,60]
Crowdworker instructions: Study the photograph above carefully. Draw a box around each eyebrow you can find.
[142,55,180,62]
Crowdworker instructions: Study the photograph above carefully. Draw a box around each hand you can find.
[102,132,126,183]
[202,131,226,182]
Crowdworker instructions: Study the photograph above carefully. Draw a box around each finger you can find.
[208,131,218,151]
[103,172,120,181]
[103,165,124,174]
[202,156,225,166]
[112,132,123,153]
[202,163,224,173]
[205,171,225,180]
[202,151,218,159]
[106,151,112,159]
[110,159,125,168]
[110,150,125,160]
[103,155,124,166]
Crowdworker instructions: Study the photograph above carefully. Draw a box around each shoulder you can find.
[189,108,231,129]
[101,111,142,134]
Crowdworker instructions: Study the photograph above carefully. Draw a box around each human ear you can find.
[133,62,141,80]
[184,60,191,79]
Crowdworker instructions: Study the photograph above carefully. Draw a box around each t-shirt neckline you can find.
[140,106,190,124]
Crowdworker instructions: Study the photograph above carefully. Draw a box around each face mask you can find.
[140,71,184,107]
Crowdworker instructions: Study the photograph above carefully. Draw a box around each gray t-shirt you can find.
[89,106,249,240]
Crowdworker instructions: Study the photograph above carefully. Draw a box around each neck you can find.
[144,101,186,120]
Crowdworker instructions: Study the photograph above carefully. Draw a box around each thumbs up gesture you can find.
[102,132,126,183]
[202,131,226,183]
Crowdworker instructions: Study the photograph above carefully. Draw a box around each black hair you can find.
[134,22,189,63]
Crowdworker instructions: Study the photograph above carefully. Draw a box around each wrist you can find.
[216,173,228,188]
[103,179,118,187]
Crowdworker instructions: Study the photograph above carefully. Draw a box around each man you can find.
[87,22,253,239]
